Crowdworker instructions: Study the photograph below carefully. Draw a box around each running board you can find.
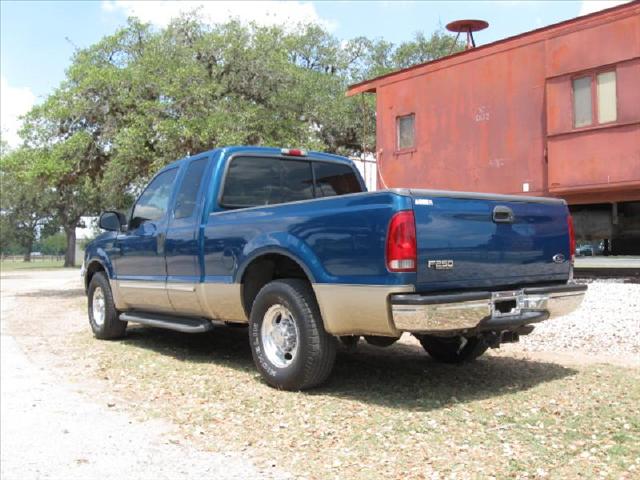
[119,312,217,333]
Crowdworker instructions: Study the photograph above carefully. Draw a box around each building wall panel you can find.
[377,42,547,195]
[547,124,640,193]
[366,4,640,205]
[545,13,640,78]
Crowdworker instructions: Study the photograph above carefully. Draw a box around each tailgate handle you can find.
[493,206,514,223]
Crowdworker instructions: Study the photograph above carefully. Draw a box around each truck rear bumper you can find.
[391,283,587,334]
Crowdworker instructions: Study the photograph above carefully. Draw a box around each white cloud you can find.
[0,76,36,147]
[101,1,335,30]
[579,0,630,16]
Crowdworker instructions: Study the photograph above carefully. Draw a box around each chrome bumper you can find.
[391,283,587,333]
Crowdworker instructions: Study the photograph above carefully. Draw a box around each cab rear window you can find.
[313,162,362,197]
[220,156,361,208]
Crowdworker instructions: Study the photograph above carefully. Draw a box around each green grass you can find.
[0,259,73,271]
[71,328,640,480]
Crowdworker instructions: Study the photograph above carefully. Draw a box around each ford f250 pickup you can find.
[83,146,586,390]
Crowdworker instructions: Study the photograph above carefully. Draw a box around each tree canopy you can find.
[0,15,462,265]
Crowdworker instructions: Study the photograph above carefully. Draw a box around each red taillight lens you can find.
[567,215,576,260]
[386,210,417,272]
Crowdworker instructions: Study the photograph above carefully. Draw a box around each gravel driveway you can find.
[517,279,640,357]
[0,269,286,480]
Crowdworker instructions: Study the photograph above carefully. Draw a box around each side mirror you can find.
[99,211,126,232]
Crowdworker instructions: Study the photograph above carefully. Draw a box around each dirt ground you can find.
[1,269,639,479]
[0,269,287,480]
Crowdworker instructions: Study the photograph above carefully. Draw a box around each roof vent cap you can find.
[446,19,489,50]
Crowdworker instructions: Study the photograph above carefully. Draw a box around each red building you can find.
[347,2,640,254]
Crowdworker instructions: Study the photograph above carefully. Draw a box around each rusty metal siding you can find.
[365,3,640,205]
[376,41,548,196]
[545,12,639,78]
[546,56,640,199]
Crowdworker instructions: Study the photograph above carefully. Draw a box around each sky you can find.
[0,0,631,147]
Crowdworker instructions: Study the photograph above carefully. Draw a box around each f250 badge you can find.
[427,259,454,270]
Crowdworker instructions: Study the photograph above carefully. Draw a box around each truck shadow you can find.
[120,325,576,411]
[320,343,576,409]
[17,288,85,299]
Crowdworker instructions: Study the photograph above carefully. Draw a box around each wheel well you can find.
[85,261,106,291]
[241,254,311,317]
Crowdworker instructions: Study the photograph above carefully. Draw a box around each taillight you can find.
[567,215,576,261]
[386,210,417,272]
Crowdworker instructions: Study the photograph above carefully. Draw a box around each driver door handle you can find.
[157,232,166,255]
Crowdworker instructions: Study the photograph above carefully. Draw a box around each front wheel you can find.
[416,334,488,363]
[249,279,336,390]
[88,272,127,340]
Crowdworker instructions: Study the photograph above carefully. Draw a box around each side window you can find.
[221,157,281,208]
[220,157,314,208]
[314,162,363,197]
[596,71,617,124]
[572,70,617,128]
[174,158,207,219]
[396,114,415,150]
[572,76,592,128]
[131,168,177,227]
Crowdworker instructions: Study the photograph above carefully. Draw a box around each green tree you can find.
[11,17,462,266]
[392,29,463,69]
[35,231,67,255]
[0,148,54,260]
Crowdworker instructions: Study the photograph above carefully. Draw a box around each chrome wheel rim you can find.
[92,287,106,327]
[260,304,299,368]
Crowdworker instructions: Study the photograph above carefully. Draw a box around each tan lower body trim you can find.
[198,283,247,322]
[110,279,246,322]
[110,279,174,313]
[313,283,414,336]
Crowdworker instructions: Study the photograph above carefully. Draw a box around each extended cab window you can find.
[131,168,177,227]
[221,156,314,208]
[174,158,207,219]
[313,162,362,197]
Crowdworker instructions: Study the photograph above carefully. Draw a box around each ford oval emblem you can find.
[552,253,566,264]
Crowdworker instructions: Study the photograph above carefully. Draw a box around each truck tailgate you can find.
[410,190,571,291]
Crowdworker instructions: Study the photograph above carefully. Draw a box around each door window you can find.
[174,158,207,219]
[131,168,178,227]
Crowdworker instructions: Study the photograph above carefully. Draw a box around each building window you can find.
[572,76,592,128]
[396,114,415,150]
[596,71,617,124]
[572,70,617,128]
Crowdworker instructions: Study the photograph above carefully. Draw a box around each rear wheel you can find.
[88,272,127,340]
[417,334,488,363]
[249,279,336,390]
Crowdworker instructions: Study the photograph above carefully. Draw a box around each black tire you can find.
[249,279,336,391]
[88,272,127,340]
[417,334,488,363]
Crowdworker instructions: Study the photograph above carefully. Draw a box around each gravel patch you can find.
[1,269,287,480]
[516,279,640,357]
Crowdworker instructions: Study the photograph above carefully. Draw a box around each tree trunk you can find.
[64,226,76,267]
[22,238,33,262]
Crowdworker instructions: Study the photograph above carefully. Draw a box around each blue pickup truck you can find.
[83,146,586,390]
